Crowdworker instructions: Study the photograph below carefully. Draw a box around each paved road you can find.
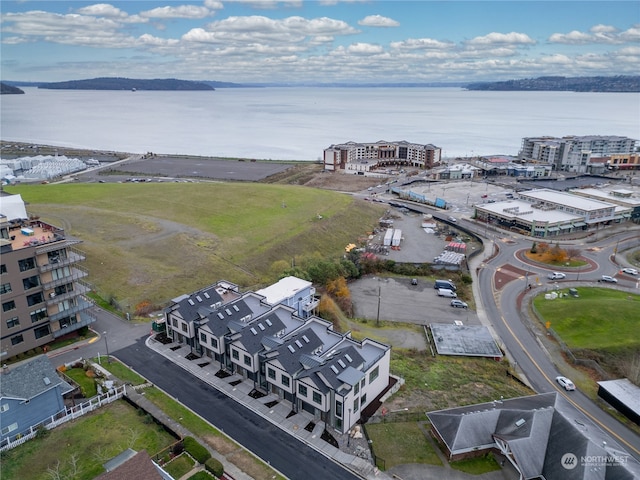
[112,338,360,480]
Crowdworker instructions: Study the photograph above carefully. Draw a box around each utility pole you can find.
[376,285,381,327]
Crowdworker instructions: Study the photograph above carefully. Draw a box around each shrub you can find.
[189,472,213,480]
[183,436,211,464]
[205,457,224,477]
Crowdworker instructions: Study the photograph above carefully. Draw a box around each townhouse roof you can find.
[255,276,312,306]
[299,343,365,395]
[166,284,226,321]
[232,306,304,355]
[427,392,640,480]
[200,297,256,337]
[267,327,325,376]
[0,355,74,400]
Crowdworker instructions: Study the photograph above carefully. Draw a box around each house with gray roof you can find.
[0,355,74,444]
[427,392,640,479]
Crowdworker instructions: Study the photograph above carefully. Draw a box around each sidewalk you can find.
[145,336,386,480]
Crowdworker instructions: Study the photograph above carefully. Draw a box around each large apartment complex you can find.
[324,140,441,173]
[164,276,391,434]
[519,135,637,174]
[1,193,94,359]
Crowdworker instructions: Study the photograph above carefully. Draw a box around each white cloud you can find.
[467,32,536,47]
[549,24,640,45]
[358,15,399,28]
[222,0,303,9]
[76,4,128,18]
[140,5,212,19]
[390,38,455,51]
[204,0,224,9]
[346,42,384,54]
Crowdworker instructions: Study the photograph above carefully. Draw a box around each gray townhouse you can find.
[163,278,391,435]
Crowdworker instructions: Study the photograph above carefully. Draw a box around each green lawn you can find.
[365,422,442,470]
[95,358,147,385]
[164,453,196,479]
[64,367,98,397]
[8,183,383,307]
[533,287,640,350]
[451,454,500,474]
[1,401,175,480]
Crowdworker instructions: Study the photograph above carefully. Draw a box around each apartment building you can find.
[323,140,441,173]
[164,278,391,434]
[1,194,94,359]
[519,135,637,174]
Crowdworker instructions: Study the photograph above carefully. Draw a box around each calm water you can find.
[1,87,639,160]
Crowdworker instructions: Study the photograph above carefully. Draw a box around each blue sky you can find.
[1,1,639,83]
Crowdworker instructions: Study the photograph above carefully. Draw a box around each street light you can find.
[347,408,352,447]
[103,331,110,364]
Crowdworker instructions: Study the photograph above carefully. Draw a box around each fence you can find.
[0,385,126,453]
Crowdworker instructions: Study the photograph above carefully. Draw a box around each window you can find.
[34,324,51,339]
[27,292,44,306]
[232,349,239,360]
[0,264,7,274]
[172,318,178,327]
[361,378,366,389]
[0,283,11,294]
[1,423,18,436]
[312,391,322,404]
[335,400,343,418]
[267,367,276,380]
[6,317,19,328]
[361,393,367,406]
[51,266,71,281]
[210,337,218,349]
[353,398,360,413]
[181,323,187,333]
[243,354,251,367]
[354,382,359,395]
[11,335,24,346]
[18,257,36,272]
[3,300,16,312]
[369,366,379,383]
[23,275,40,290]
[200,332,207,343]
[0,404,8,413]
[281,375,290,387]
[298,384,307,397]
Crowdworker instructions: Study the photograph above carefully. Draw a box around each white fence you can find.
[0,385,126,452]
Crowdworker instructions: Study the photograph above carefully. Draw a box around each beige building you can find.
[1,194,94,359]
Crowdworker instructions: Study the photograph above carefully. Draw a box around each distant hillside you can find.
[38,77,214,91]
[465,76,640,92]
[1,82,25,94]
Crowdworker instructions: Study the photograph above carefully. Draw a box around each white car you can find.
[450,299,468,308]
[556,376,576,391]
[599,275,618,283]
[621,267,638,276]
[437,288,457,298]
[547,272,566,280]
[447,216,457,223]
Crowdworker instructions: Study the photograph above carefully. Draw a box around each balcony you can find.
[41,266,88,291]
[302,296,320,313]
[46,282,90,306]
[53,309,97,338]
[38,248,86,272]
[49,297,94,323]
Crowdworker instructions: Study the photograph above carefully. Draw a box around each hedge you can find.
[183,436,211,464]
[205,457,224,478]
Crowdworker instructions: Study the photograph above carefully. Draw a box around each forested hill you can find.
[1,82,25,94]
[465,76,640,92]
[38,77,215,91]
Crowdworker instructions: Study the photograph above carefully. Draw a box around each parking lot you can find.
[350,275,480,326]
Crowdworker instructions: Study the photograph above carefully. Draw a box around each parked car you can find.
[434,279,457,291]
[547,272,566,280]
[556,376,576,391]
[447,216,457,223]
[438,288,457,298]
[621,267,638,276]
[599,275,618,283]
[450,299,468,308]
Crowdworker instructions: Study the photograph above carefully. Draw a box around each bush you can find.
[183,436,211,464]
[189,472,213,480]
[205,457,224,477]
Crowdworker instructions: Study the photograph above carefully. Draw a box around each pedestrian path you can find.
[145,336,385,480]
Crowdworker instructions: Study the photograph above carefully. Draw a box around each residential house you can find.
[0,355,74,444]
[255,276,319,318]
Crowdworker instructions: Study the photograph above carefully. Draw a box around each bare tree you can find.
[566,247,582,261]
[45,460,62,480]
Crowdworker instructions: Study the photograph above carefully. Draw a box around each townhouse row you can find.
[164,276,391,434]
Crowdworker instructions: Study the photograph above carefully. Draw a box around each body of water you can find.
[1,87,639,160]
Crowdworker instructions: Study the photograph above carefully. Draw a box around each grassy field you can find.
[0,401,175,480]
[8,183,384,308]
[532,287,640,351]
[365,422,441,469]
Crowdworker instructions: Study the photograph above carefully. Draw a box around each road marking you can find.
[88,337,99,344]
[497,312,640,456]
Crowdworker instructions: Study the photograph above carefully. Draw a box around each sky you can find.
[1,1,639,84]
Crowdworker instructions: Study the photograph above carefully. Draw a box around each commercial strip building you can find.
[1,194,95,359]
[473,188,633,238]
[164,276,391,435]
[323,140,441,173]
